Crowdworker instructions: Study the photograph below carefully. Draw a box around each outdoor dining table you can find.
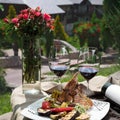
[10,75,120,120]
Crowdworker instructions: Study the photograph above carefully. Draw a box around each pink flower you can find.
[23,14,29,20]
[21,9,28,14]
[43,13,51,21]
[3,18,9,23]
[35,12,41,17]
[18,14,23,19]
[30,9,35,15]
[4,7,54,36]
[36,7,40,11]
[11,18,19,24]
[29,15,35,19]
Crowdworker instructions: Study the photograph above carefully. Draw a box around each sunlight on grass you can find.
[0,92,12,115]
[98,65,120,76]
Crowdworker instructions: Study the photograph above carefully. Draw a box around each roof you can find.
[70,0,83,4]
[70,0,103,5]
[0,0,65,14]
[52,0,73,5]
[24,0,65,14]
[89,0,104,5]
[0,0,25,4]
[0,0,103,14]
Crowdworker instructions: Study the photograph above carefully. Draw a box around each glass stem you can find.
[86,80,90,96]
[58,77,62,90]
[87,80,89,91]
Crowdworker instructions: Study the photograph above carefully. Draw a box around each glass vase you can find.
[22,37,41,95]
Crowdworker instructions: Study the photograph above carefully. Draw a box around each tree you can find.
[91,12,101,24]
[7,5,16,19]
[6,5,19,56]
[103,0,119,14]
[54,15,69,41]
[103,0,120,53]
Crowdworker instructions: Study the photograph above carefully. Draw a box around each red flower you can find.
[30,9,35,15]
[35,12,41,17]
[97,28,100,33]
[43,13,51,21]
[36,6,40,11]
[29,15,34,19]
[21,9,28,14]
[3,18,9,23]
[11,18,19,24]
[18,14,23,19]
[22,13,29,20]
[4,7,54,35]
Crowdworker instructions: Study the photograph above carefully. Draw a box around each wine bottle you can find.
[102,82,120,106]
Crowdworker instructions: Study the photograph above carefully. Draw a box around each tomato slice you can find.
[42,101,51,109]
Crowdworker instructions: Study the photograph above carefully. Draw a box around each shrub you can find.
[0,68,7,94]
[0,20,11,48]
[103,0,120,53]
[74,21,101,48]
[54,15,69,41]
[7,5,16,19]
[0,50,5,57]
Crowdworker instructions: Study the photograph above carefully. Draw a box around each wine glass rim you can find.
[78,66,98,72]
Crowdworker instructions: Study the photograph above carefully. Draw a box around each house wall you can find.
[62,1,103,35]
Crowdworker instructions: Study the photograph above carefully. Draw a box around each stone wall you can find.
[0,56,21,68]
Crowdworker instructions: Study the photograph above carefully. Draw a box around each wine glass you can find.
[79,66,98,89]
[48,44,70,88]
[78,47,99,95]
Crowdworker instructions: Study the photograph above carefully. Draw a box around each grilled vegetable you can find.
[76,113,90,120]
[37,108,51,116]
[59,110,80,120]
[50,112,67,120]
[75,104,86,113]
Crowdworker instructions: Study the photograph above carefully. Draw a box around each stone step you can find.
[0,112,12,120]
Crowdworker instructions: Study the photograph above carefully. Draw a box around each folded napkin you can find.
[89,75,110,92]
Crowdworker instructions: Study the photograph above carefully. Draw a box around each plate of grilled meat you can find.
[21,72,110,120]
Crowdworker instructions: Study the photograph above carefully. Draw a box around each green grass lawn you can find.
[0,91,12,115]
[0,64,120,115]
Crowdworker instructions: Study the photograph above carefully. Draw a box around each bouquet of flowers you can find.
[4,7,54,83]
[4,7,54,36]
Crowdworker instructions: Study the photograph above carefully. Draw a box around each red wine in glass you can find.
[79,66,98,92]
[50,65,67,81]
[48,44,70,86]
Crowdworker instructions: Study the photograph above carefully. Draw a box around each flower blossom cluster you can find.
[74,22,101,47]
[4,7,54,36]
[74,22,101,39]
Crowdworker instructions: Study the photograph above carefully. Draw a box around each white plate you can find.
[21,97,110,120]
